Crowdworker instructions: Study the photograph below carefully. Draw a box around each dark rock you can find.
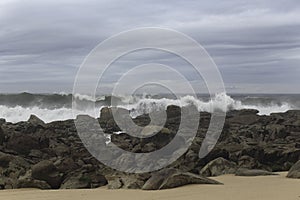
[7,133,40,155]
[287,160,300,179]
[142,168,221,190]
[0,107,300,190]
[0,152,12,168]
[235,168,277,176]
[159,172,221,190]
[0,127,5,145]
[28,115,46,127]
[0,152,30,179]
[227,109,259,125]
[0,118,6,126]
[61,172,106,189]
[31,160,63,189]
[17,171,51,189]
[28,149,44,159]
[0,177,14,189]
[106,175,145,189]
[52,144,70,157]
[17,179,51,189]
[107,177,123,189]
[54,158,78,173]
[238,155,263,169]
[200,157,237,177]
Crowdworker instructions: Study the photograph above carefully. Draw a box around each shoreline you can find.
[1,172,299,200]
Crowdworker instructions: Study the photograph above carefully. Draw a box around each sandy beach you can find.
[0,172,299,200]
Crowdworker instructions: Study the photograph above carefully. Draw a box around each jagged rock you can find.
[160,172,221,190]
[107,177,123,189]
[28,115,46,127]
[17,179,51,189]
[106,176,145,189]
[238,155,263,169]
[200,157,237,177]
[60,170,107,189]
[105,172,150,190]
[287,160,300,179]
[54,158,78,173]
[28,149,44,159]
[0,118,5,126]
[6,133,40,155]
[0,107,300,190]
[0,178,5,189]
[235,168,277,176]
[0,177,14,189]
[142,168,221,190]
[0,152,14,168]
[52,144,70,156]
[0,127,5,145]
[31,160,63,189]
[227,109,259,125]
[0,152,30,179]
[17,170,51,189]
[265,124,287,139]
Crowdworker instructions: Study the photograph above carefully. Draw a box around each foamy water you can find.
[0,93,296,123]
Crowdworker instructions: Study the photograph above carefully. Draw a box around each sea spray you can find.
[0,93,297,123]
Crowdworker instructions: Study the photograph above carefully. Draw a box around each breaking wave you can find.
[0,93,298,123]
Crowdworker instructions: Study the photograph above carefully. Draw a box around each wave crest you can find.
[0,93,296,123]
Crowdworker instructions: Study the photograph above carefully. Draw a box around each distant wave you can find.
[121,93,294,118]
[0,92,298,123]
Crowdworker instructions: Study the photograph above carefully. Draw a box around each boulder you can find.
[0,152,12,168]
[107,176,145,189]
[0,118,5,126]
[17,179,51,189]
[200,157,237,177]
[6,133,40,155]
[238,155,263,169]
[142,168,221,190]
[17,170,51,189]
[0,177,14,189]
[227,109,259,125]
[31,160,63,189]
[61,169,107,189]
[0,152,30,179]
[28,115,46,127]
[54,158,78,173]
[107,177,123,189]
[287,160,300,179]
[106,173,149,189]
[235,168,277,176]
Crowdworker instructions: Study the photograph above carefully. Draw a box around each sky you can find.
[0,0,300,94]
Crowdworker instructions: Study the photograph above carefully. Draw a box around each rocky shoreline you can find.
[0,106,300,190]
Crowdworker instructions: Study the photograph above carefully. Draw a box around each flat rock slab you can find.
[142,168,222,190]
[235,168,278,176]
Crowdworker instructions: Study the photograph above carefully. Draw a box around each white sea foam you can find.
[0,105,96,123]
[0,93,295,123]
[73,93,96,102]
[124,93,292,118]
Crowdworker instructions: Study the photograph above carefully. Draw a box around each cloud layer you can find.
[0,0,300,93]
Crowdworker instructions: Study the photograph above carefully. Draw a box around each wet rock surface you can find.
[0,106,299,190]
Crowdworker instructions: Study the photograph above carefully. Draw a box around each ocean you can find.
[0,92,299,123]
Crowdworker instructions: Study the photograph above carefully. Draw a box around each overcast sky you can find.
[0,0,300,94]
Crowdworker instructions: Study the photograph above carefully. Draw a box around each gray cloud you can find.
[0,0,300,93]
